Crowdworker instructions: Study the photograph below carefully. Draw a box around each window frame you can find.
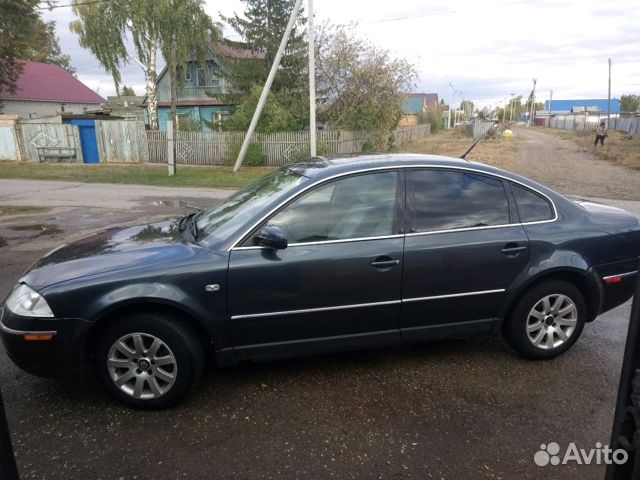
[238,169,405,248]
[509,182,555,223]
[228,164,558,251]
[405,167,515,235]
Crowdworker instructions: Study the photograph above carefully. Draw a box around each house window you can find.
[197,67,206,87]
[185,63,192,82]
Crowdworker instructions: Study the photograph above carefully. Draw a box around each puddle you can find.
[9,224,64,237]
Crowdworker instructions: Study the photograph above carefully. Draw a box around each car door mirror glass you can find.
[254,225,288,249]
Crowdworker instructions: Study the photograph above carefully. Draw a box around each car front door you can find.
[401,167,530,340]
[228,170,405,360]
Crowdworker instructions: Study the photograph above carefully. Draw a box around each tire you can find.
[503,280,586,359]
[96,312,205,409]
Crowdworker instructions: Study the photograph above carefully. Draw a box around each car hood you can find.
[21,219,207,290]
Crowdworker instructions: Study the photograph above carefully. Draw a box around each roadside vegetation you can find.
[544,129,640,170]
[0,163,271,189]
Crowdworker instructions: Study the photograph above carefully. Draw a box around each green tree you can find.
[121,85,136,96]
[316,23,417,149]
[71,0,218,131]
[71,0,163,128]
[157,0,219,137]
[621,94,640,113]
[223,85,297,132]
[222,0,308,127]
[0,0,40,95]
[25,19,74,72]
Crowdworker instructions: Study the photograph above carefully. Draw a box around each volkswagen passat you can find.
[2,154,639,408]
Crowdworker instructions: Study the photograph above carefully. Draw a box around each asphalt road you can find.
[0,178,638,479]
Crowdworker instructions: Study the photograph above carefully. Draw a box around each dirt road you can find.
[508,127,640,200]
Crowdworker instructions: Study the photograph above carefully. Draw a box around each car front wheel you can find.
[504,280,586,359]
[96,313,205,408]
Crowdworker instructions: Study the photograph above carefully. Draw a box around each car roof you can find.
[286,153,564,201]
[289,153,501,179]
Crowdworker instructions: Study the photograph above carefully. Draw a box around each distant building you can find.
[400,93,439,126]
[0,61,105,118]
[100,96,146,121]
[151,41,264,131]
[543,98,621,114]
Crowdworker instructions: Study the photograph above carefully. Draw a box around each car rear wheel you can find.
[504,280,586,359]
[96,313,205,408]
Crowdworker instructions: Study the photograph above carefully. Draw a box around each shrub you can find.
[228,142,266,166]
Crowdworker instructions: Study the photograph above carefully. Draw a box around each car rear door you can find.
[228,169,405,360]
[401,167,530,340]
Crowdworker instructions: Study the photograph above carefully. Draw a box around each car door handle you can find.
[370,258,400,269]
[501,244,527,255]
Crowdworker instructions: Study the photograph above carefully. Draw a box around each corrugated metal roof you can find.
[0,61,105,104]
[544,99,620,113]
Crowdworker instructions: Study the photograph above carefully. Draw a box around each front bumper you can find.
[0,305,91,380]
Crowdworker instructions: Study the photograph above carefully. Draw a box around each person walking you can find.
[595,121,607,146]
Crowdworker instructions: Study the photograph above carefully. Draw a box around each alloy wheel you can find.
[526,294,578,350]
[107,332,178,400]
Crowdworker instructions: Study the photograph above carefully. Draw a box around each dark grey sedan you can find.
[2,154,639,407]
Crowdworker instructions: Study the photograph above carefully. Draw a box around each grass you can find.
[0,162,274,189]
[0,205,49,216]
[545,129,640,169]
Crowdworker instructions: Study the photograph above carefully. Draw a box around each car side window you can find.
[408,169,510,233]
[512,184,554,222]
[266,171,399,244]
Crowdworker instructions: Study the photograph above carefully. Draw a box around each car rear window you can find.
[512,184,554,222]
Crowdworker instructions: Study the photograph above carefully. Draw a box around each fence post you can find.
[167,120,176,176]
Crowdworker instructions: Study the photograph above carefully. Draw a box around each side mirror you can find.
[254,225,288,250]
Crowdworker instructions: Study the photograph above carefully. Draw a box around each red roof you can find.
[0,61,105,104]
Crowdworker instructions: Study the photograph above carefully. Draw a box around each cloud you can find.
[41,0,640,102]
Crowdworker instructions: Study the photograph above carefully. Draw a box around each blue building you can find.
[151,42,263,131]
[544,98,620,114]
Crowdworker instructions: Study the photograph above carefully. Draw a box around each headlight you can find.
[5,284,54,318]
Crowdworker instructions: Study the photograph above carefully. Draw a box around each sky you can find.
[41,0,640,108]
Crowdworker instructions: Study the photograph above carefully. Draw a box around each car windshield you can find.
[195,167,307,245]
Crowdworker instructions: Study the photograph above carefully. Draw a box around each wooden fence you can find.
[2,120,430,165]
[15,122,83,162]
[96,120,149,163]
[146,124,430,165]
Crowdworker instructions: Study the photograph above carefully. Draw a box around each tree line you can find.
[1,0,417,150]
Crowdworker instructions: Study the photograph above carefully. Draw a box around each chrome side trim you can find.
[231,288,506,320]
[233,234,405,251]
[402,289,506,303]
[230,299,402,320]
[227,163,558,251]
[603,271,638,281]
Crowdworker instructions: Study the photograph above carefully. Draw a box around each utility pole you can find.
[502,98,507,123]
[528,78,537,126]
[607,58,612,128]
[234,0,304,171]
[509,93,515,122]
[548,89,553,113]
[307,0,316,157]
